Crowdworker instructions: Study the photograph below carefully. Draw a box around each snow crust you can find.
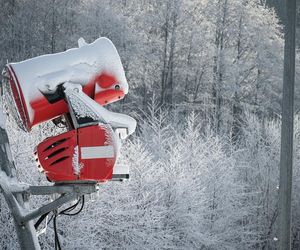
[78,37,88,48]
[65,85,101,121]
[99,123,121,161]
[64,83,137,138]
[0,108,6,129]
[0,170,29,193]
[8,37,128,123]
[112,161,129,176]
[72,146,83,175]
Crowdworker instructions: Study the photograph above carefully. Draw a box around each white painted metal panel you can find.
[81,146,114,159]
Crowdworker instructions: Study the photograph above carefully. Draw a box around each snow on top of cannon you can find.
[7,37,128,122]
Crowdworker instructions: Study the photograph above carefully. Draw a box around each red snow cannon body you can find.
[35,124,119,183]
[3,37,128,132]
[2,37,136,183]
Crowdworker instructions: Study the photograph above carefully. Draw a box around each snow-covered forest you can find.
[1,0,300,249]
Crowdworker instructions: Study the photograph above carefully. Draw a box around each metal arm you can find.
[0,124,41,250]
[0,108,99,249]
[0,166,99,249]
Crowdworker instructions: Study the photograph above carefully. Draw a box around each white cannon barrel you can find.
[3,37,128,131]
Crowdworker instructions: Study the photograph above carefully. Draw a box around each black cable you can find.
[35,196,81,230]
[34,211,51,229]
[34,212,54,230]
[34,195,85,250]
[47,214,54,225]
[60,196,81,215]
[53,212,62,250]
[54,195,85,250]
[61,195,84,216]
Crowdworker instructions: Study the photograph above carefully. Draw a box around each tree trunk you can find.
[160,2,170,105]
[231,13,243,143]
[51,0,56,53]
[212,0,227,134]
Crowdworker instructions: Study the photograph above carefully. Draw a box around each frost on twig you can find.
[72,146,83,176]
[0,109,6,129]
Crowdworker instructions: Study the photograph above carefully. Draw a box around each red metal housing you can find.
[36,124,117,183]
[6,65,125,131]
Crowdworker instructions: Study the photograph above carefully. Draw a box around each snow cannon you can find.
[2,38,136,183]
[3,37,128,132]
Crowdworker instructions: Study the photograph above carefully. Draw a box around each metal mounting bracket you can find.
[0,121,99,250]
[8,182,98,225]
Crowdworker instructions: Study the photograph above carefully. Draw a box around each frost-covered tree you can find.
[2,0,300,249]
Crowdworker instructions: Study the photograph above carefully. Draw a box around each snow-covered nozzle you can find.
[4,37,128,131]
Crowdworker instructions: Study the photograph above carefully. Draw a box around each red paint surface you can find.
[7,66,31,131]
[79,125,115,181]
[36,125,116,182]
[37,130,77,182]
[8,66,125,130]
[95,72,117,89]
[30,98,69,128]
[95,89,125,105]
